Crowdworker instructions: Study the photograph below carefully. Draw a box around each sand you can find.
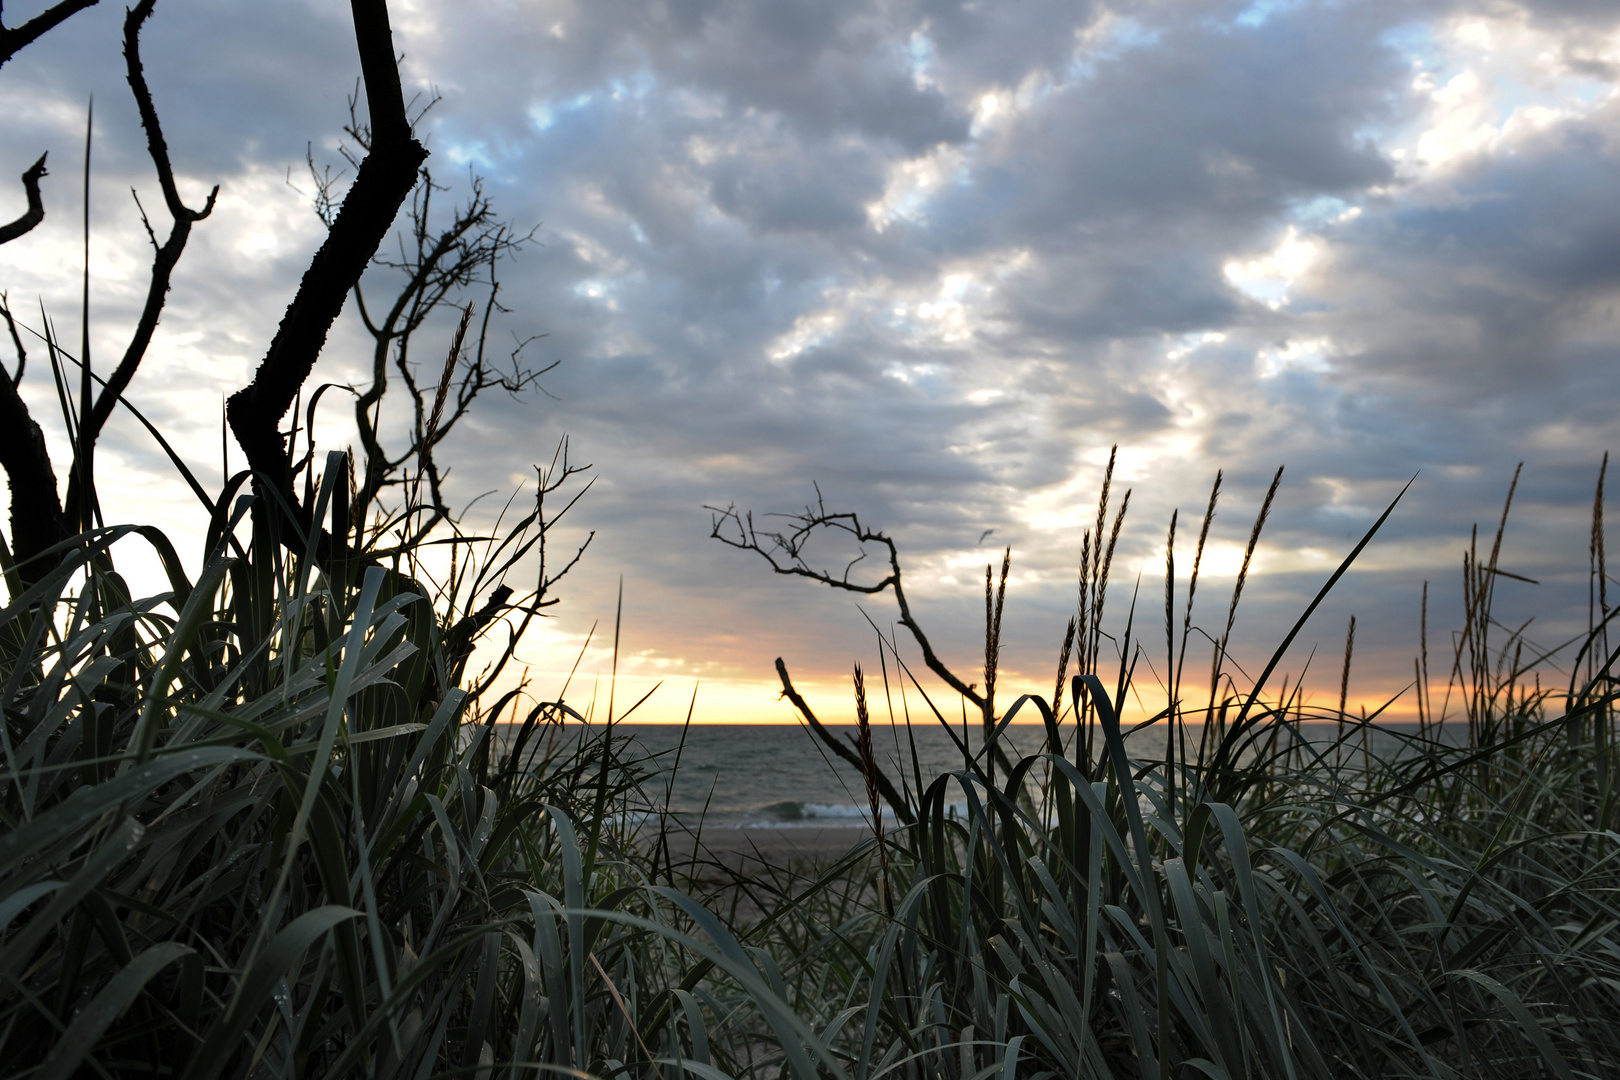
[662,824,877,870]
[642,825,883,921]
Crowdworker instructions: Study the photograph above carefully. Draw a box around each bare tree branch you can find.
[0,0,99,70]
[227,0,428,544]
[0,292,25,383]
[775,657,914,825]
[385,438,593,701]
[0,153,47,245]
[119,0,214,224]
[0,365,65,573]
[327,165,539,537]
[709,491,986,709]
[61,0,218,526]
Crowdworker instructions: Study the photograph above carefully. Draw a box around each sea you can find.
[523,720,1437,832]
[617,722,1038,831]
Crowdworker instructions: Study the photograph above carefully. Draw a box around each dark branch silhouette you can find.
[0,0,100,70]
[0,95,59,575]
[710,490,986,710]
[775,656,914,825]
[60,0,217,528]
[0,357,65,568]
[713,491,1032,788]
[0,0,225,576]
[290,108,546,545]
[348,173,544,541]
[274,82,571,680]
[0,292,24,383]
[227,0,428,543]
[0,153,46,245]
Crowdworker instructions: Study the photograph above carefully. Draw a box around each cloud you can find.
[1,0,1618,721]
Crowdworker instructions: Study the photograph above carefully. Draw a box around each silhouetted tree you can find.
[0,0,587,685]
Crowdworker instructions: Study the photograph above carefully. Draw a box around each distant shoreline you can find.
[501,719,1428,727]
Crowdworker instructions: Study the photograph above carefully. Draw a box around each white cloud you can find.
[1257,337,1334,378]
[1,0,1617,720]
[1224,227,1323,309]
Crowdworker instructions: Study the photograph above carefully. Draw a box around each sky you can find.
[2,0,1619,725]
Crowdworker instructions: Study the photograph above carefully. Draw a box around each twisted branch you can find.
[0,0,99,70]
[710,490,986,710]
[0,154,46,245]
[61,0,218,526]
[775,657,914,826]
[227,0,428,544]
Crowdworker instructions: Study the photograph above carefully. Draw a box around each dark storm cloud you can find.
[644,0,970,152]
[2,0,356,179]
[705,132,884,235]
[991,8,1400,233]
[1519,0,1620,26]
[925,3,1406,346]
[2,0,1619,713]
[1321,101,1620,398]
[917,0,1104,86]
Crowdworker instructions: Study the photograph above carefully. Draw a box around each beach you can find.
[670,824,877,868]
[646,824,883,922]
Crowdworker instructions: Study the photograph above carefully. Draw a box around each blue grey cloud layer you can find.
[2,0,1617,710]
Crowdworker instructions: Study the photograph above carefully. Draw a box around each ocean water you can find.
[617,723,1055,830]
[526,719,1436,831]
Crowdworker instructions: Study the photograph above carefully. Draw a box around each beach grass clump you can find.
[0,455,857,1080]
[10,0,1616,1072]
[6,448,1620,1080]
[1,2,850,1069]
[713,457,1620,1079]
[793,677,1620,1079]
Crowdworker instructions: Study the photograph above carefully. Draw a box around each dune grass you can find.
[5,1,1613,1073]
[694,460,1620,1079]
[0,455,845,1079]
[5,448,1619,1079]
